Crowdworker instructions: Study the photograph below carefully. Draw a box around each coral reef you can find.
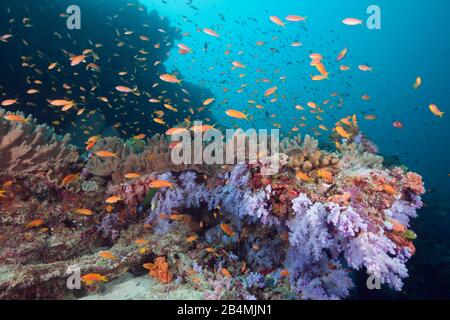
[0,113,426,300]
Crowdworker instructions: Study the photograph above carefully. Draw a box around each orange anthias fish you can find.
[124,172,141,179]
[220,223,235,237]
[95,151,117,158]
[336,47,348,61]
[149,180,173,188]
[81,273,108,285]
[285,15,307,22]
[166,127,188,135]
[48,99,73,107]
[280,269,290,277]
[269,16,285,27]
[115,85,135,93]
[186,235,198,243]
[62,174,79,186]
[225,109,248,120]
[203,28,219,37]
[383,184,397,195]
[105,195,122,204]
[264,86,278,96]
[159,73,182,84]
[70,55,85,66]
[429,104,444,117]
[342,18,363,26]
[74,208,94,216]
[1,99,19,106]
[25,219,45,229]
[413,76,422,89]
[190,124,215,132]
[98,251,117,260]
[221,268,232,277]
[358,64,373,72]
[134,134,146,140]
[232,61,245,68]
[135,239,148,246]
[203,98,215,106]
[3,114,28,123]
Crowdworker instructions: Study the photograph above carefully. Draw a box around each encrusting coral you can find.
[0,110,426,300]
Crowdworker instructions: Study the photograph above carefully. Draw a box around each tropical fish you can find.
[336,47,348,61]
[70,55,85,66]
[221,268,232,277]
[186,235,198,243]
[105,195,122,204]
[413,77,422,89]
[203,28,219,37]
[98,251,117,260]
[285,15,307,22]
[115,85,136,93]
[95,151,117,158]
[429,104,444,117]
[383,184,397,195]
[393,121,403,128]
[148,180,173,188]
[1,99,18,106]
[74,208,94,216]
[203,98,215,106]
[25,219,44,229]
[159,73,181,84]
[225,109,248,120]
[62,174,79,186]
[220,223,235,237]
[358,64,373,72]
[124,172,141,179]
[133,134,146,140]
[166,127,188,135]
[264,86,278,96]
[3,114,28,123]
[48,99,73,107]
[269,16,285,27]
[135,239,148,246]
[232,61,245,68]
[81,274,108,285]
[342,18,363,26]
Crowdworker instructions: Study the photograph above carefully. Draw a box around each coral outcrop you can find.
[0,108,80,185]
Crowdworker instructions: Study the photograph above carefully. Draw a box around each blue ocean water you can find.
[144,0,450,199]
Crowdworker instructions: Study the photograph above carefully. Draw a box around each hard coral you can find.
[0,108,80,185]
